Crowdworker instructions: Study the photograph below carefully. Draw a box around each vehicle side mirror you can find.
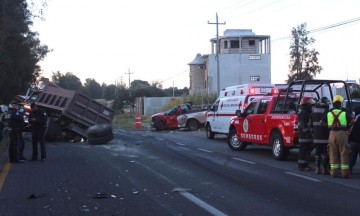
[235,109,242,117]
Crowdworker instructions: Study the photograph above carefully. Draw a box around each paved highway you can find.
[0,128,359,216]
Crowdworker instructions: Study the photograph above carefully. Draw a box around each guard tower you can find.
[188,54,206,95]
[189,29,271,95]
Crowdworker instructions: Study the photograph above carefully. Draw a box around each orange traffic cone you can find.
[135,115,142,129]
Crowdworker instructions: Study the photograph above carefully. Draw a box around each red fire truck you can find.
[227,79,353,160]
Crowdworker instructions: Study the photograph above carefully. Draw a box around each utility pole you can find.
[125,68,133,89]
[208,13,226,95]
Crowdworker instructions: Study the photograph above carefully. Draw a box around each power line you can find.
[272,16,360,42]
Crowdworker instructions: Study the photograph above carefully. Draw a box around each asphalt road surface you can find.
[0,128,359,216]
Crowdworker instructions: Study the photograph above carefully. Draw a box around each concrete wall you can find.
[206,53,271,94]
[135,97,181,115]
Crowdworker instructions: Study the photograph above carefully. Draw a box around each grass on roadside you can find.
[112,114,151,129]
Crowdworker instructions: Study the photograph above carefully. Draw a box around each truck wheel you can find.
[87,124,112,138]
[205,123,215,139]
[88,131,114,145]
[187,119,200,131]
[154,119,165,131]
[45,117,61,142]
[227,129,247,151]
[271,132,289,161]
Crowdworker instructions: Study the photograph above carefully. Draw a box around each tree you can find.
[83,78,102,99]
[287,23,322,83]
[51,71,82,90]
[0,0,50,103]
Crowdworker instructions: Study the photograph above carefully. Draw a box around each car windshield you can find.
[165,106,178,116]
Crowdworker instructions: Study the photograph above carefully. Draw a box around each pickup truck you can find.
[151,103,207,131]
[227,79,353,160]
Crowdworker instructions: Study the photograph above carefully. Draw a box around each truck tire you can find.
[88,131,113,145]
[87,124,112,138]
[187,119,200,131]
[271,132,289,161]
[205,123,215,139]
[45,117,61,142]
[227,129,247,150]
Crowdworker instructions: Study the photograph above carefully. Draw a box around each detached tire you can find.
[88,132,114,145]
[227,129,247,151]
[87,124,114,145]
[87,124,112,138]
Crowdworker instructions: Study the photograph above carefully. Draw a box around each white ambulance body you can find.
[206,84,276,138]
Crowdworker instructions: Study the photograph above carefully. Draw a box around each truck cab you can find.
[227,79,353,161]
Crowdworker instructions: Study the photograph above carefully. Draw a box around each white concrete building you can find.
[189,29,271,95]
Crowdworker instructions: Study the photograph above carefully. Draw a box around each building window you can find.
[250,76,260,82]
[249,40,255,46]
[224,41,228,49]
[230,40,240,48]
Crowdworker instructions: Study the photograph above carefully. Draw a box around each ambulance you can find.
[205,84,277,139]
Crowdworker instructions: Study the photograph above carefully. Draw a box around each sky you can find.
[32,0,360,89]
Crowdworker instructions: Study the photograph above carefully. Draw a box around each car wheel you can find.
[271,132,289,160]
[227,129,247,150]
[187,119,200,131]
[154,119,165,131]
[205,123,215,139]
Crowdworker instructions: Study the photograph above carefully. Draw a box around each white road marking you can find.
[233,157,256,164]
[198,148,213,153]
[179,191,228,216]
[176,143,185,146]
[285,172,322,182]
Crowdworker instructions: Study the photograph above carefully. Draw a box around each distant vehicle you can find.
[151,103,207,131]
[206,84,277,138]
[228,79,353,160]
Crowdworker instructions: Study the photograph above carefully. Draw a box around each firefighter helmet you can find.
[333,95,344,103]
[300,97,315,105]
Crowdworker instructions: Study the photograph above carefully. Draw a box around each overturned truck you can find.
[29,83,114,142]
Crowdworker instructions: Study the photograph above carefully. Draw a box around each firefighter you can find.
[298,96,315,171]
[311,97,330,174]
[321,95,353,178]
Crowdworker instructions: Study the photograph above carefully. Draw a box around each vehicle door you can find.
[207,99,220,130]
[177,104,190,127]
[165,106,181,128]
[237,100,258,143]
[245,99,270,144]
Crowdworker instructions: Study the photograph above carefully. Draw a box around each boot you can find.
[322,155,330,175]
[314,156,321,174]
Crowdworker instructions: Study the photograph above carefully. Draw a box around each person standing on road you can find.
[29,103,47,161]
[349,114,360,174]
[311,97,331,175]
[17,106,26,161]
[321,95,353,178]
[2,103,25,163]
[298,97,315,171]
